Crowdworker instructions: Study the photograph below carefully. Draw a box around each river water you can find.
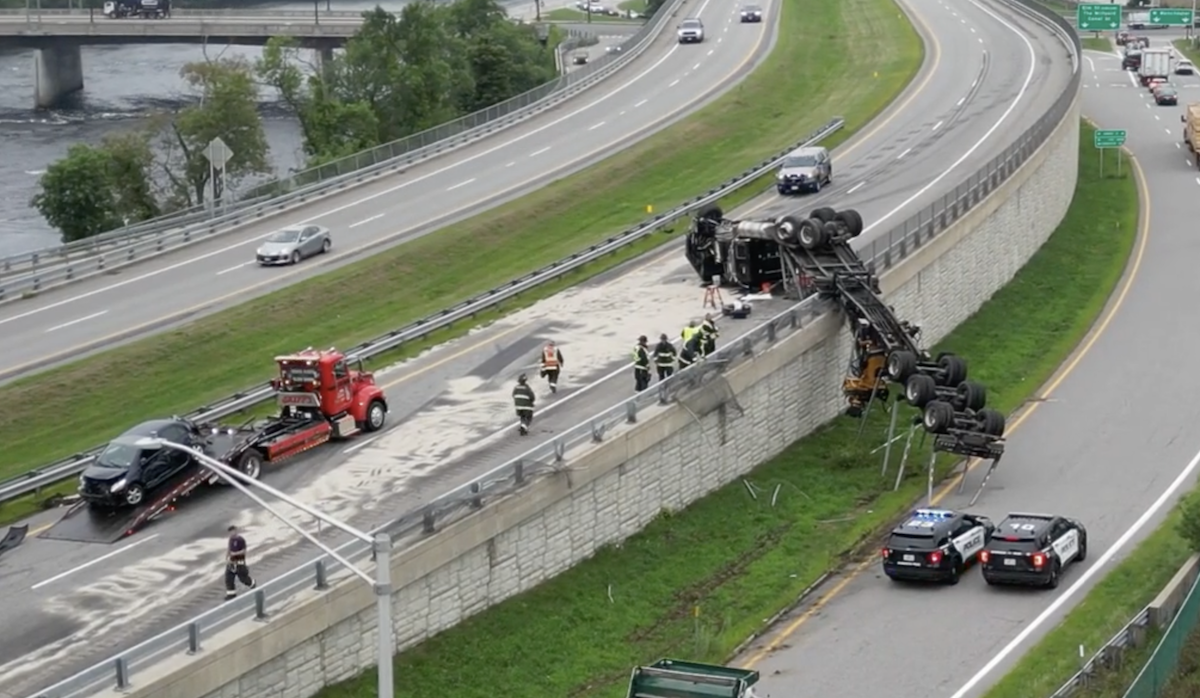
[0,0,546,255]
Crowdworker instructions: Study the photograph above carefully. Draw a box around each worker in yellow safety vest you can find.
[539,341,565,393]
[681,321,701,354]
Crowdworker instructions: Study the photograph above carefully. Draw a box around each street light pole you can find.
[137,439,394,698]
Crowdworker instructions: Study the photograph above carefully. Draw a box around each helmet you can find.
[660,333,668,342]
[518,374,527,384]
[638,335,648,344]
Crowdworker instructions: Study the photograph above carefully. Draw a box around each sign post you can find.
[1076,3,1121,32]
[1149,8,1193,26]
[1093,128,1127,177]
[203,136,234,213]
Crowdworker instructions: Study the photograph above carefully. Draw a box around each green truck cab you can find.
[626,659,761,698]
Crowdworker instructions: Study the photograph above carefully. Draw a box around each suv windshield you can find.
[96,440,143,469]
[744,5,761,10]
[682,19,701,27]
[267,229,301,243]
[783,155,818,167]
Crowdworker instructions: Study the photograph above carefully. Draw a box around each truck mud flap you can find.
[39,501,139,545]
[0,524,27,558]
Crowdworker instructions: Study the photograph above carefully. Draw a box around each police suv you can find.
[881,508,994,584]
[980,512,1088,589]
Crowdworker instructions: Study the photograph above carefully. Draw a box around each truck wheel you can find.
[978,408,1006,437]
[836,209,864,237]
[699,204,723,221]
[937,354,968,386]
[886,350,919,382]
[956,381,987,412]
[922,400,955,434]
[236,449,264,481]
[797,218,828,249]
[821,220,841,243]
[364,399,387,432]
[774,216,804,245]
[124,483,146,507]
[904,374,937,408]
[809,207,837,222]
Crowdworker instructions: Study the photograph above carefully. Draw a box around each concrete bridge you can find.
[0,9,364,107]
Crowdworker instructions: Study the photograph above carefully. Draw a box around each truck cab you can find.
[627,659,761,698]
[271,348,388,434]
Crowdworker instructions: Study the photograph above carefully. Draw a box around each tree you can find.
[32,133,159,244]
[157,57,271,207]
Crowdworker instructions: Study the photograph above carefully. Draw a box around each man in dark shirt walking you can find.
[225,525,257,600]
[513,374,536,435]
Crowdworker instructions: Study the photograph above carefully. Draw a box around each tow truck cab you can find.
[627,659,761,698]
[270,349,388,437]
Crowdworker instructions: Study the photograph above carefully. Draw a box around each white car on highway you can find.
[1177,59,1196,75]
[255,225,332,266]
[677,18,705,43]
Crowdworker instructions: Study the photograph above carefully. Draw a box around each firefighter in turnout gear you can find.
[653,333,677,381]
[539,342,564,393]
[678,342,698,371]
[513,374,536,435]
[681,321,701,353]
[224,525,257,600]
[698,313,719,357]
[633,336,652,392]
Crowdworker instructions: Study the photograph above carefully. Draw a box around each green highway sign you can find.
[1076,3,1121,30]
[1149,8,1194,25]
[1094,129,1127,149]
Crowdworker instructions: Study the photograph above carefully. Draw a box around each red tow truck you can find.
[44,348,389,544]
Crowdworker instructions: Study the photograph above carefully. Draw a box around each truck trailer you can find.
[102,0,170,19]
[1138,48,1172,85]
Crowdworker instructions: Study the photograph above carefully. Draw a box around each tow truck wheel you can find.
[956,381,987,412]
[124,483,146,507]
[937,354,968,386]
[836,209,864,237]
[809,207,836,222]
[364,399,387,432]
[797,218,828,249]
[922,400,954,434]
[237,450,264,481]
[886,350,919,382]
[904,374,937,408]
[978,408,1006,437]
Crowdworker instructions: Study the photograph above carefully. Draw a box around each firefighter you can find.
[224,525,256,600]
[633,335,652,392]
[681,320,701,350]
[513,374,536,435]
[678,342,698,371]
[653,333,677,381]
[539,341,565,393]
[698,313,719,356]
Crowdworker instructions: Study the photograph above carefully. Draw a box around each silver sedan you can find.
[255,225,332,266]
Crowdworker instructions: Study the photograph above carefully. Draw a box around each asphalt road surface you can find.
[0,0,1077,694]
[0,0,773,383]
[733,26,1200,698]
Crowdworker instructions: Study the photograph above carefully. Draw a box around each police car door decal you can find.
[952,527,985,558]
[1051,529,1079,562]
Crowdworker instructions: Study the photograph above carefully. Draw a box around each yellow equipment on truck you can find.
[627,659,761,698]
[1182,103,1200,161]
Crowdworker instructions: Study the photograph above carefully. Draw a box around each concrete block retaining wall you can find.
[103,96,1082,698]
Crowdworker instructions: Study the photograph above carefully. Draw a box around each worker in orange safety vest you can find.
[539,341,565,393]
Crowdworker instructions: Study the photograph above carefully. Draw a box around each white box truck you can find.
[1139,48,1172,85]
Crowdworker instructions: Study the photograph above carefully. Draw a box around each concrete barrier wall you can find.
[104,96,1082,698]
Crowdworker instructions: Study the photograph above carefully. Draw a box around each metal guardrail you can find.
[0,8,366,17]
[25,1,1081,695]
[1049,609,1153,698]
[0,9,670,287]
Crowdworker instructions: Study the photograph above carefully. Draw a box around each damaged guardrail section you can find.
[0,0,690,295]
[28,2,1079,695]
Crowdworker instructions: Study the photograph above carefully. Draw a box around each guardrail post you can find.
[513,459,525,484]
[469,481,483,509]
[626,401,637,424]
[423,511,436,534]
[658,381,670,405]
[741,338,753,357]
[590,421,607,442]
[314,560,329,590]
[254,589,268,621]
[554,439,566,462]
[114,656,131,689]
[765,321,776,343]
[187,621,201,654]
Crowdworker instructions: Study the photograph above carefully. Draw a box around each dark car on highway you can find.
[739,4,763,22]
[881,508,994,584]
[79,419,200,508]
[1156,85,1179,105]
[980,512,1088,588]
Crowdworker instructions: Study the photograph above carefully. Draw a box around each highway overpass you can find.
[0,9,364,107]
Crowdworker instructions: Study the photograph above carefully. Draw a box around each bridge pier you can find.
[33,42,83,109]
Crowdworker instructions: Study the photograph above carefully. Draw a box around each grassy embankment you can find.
[0,0,921,520]
[309,122,1139,698]
[1083,37,1113,52]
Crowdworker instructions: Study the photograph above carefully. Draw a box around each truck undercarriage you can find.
[685,205,1007,503]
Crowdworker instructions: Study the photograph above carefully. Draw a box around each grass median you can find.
[0,0,921,505]
[311,122,1138,698]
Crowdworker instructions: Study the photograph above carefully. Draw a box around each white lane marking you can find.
[447,178,476,191]
[44,310,108,333]
[216,262,250,275]
[956,97,965,106]
[970,26,976,33]
[1084,55,1096,73]
[0,0,726,328]
[1154,114,1160,121]
[506,161,515,167]
[847,182,865,194]
[932,120,944,131]
[529,146,551,157]
[669,79,680,87]
[634,98,648,107]
[342,435,378,455]
[693,62,701,70]
[708,49,714,56]
[896,147,912,160]
[31,535,160,590]
[948,444,1200,698]
[349,213,384,229]
[860,0,1037,237]
[589,121,607,131]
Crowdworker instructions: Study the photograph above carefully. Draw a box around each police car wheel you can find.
[1077,536,1088,562]
[946,558,962,585]
[1046,563,1060,589]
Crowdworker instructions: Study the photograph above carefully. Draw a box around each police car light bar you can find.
[911,509,955,520]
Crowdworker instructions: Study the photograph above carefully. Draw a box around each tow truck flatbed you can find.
[627,659,760,698]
